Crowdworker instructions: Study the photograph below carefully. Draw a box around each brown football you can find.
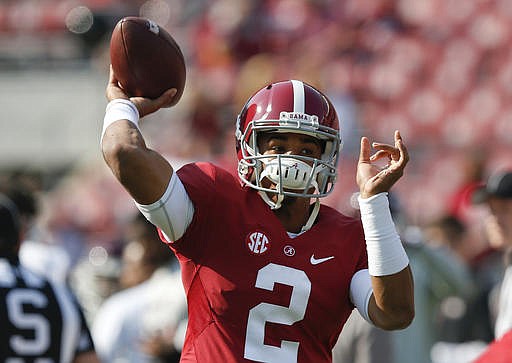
[110,17,186,105]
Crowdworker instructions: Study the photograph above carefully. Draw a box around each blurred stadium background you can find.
[1,0,512,253]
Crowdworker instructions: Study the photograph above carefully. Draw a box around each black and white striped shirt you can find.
[0,257,95,363]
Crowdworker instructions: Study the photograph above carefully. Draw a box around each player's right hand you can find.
[357,130,409,198]
[106,65,177,118]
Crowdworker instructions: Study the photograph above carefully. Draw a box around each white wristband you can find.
[358,192,409,276]
[101,99,140,143]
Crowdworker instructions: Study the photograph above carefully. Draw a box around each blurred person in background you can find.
[0,194,99,362]
[1,174,72,285]
[422,215,477,343]
[92,213,187,363]
[448,150,487,225]
[424,211,506,357]
[431,171,512,363]
[390,200,475,363]
[332,307,393,363]
[475,170,512,340]
[69,245,122,327]
[466,170,512,362]
[100,65,414,362]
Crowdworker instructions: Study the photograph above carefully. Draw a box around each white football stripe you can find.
[291,80,305,113]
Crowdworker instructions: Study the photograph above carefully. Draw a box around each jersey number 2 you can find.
[244,263,311,363]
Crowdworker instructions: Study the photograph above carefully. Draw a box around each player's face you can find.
[258,132,323,160]
[257,132,323,201]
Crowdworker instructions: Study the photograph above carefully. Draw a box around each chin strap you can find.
[301,198,320,233]
[258,191,321,233]
[258,191,284,210]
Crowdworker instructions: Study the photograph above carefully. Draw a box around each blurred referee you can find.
[0,194,99,363]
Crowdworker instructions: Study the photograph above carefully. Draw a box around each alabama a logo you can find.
[283,245,296,257]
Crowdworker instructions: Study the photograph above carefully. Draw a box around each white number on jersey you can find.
[244,263,311,363]
[6,288,53,362]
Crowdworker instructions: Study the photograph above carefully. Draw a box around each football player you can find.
[0,195,99,363]
[101,68,414,363]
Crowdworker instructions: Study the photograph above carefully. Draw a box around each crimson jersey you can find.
[164,162,368,363]
[474,330,512,363]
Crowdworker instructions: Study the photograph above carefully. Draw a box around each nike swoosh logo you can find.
[310,255,335,265]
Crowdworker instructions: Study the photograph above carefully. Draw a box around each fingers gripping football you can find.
[106,66,177,119]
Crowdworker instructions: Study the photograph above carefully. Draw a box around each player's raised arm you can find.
[357,130,415,330]
[101,67,177,204]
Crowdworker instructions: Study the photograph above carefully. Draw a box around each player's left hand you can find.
[356,130,409,199]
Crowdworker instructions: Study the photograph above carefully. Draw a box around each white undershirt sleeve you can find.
[135,172,194,242]
[350,268,373,323]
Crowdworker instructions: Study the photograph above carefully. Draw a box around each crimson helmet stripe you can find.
[291,80,305,113]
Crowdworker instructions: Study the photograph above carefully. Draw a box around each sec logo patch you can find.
[246,231,270,255]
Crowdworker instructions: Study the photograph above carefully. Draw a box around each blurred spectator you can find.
[0,192,99,363]
[332,309,393,363]
[454,212,504,343]
[434,170,512,363]
[421,214,477,344]
[385,192,475,363]
[392,224,475,363]
[1,174,72,285]
[448,149,487,224]
[92,213,187,363]
[423,214,468,262]
[475,170,512,340]
[445,150,492,272]
[69,246,122,327]
[0,174,120,361]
